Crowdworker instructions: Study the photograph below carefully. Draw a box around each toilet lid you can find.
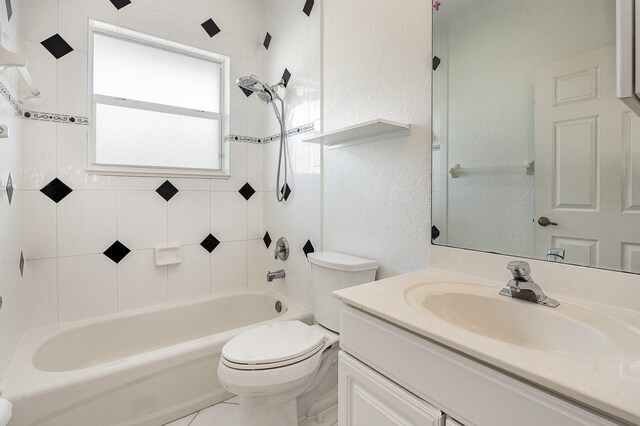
[222,321,325,367]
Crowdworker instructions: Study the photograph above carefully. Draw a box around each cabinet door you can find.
[445,417,464,426]
[339,352,444,426]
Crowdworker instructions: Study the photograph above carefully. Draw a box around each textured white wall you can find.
[322,0,431,279]
[0,1,25,381]
[440,0,615,257]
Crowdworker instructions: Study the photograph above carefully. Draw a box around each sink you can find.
[404,283,639,356]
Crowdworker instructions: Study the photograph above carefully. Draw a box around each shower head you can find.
[236,74,279,103]
[237,75,260,90]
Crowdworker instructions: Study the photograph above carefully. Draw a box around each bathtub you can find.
[1,291,312,426]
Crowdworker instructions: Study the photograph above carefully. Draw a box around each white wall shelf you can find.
[302,119,411,149]
[0,44,40,102]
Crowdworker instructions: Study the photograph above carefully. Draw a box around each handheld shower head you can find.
[236,73,289,203]
[236,74,279,103]
[236,75,260,90]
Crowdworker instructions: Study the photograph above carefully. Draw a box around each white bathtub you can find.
[1,291,312,426]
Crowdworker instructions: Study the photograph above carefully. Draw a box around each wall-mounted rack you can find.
[302,119,411,149]
[0,45,40,103]
[449,160,534,178]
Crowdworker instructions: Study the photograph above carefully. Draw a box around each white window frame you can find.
[87,20,231,178]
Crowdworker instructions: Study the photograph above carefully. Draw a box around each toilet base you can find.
[236,396,298,426]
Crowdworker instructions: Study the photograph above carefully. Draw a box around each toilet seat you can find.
[221,321,326,371]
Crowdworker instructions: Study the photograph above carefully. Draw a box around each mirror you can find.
[431,0,640,274]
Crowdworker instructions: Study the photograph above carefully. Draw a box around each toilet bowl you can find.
[217,252,378,426]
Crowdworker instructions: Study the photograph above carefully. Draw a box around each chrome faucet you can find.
[267,269,285,282]
[546,248,565,262]
[499,261,559,308]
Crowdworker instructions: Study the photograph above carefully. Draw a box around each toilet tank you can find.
[308,252,378,332]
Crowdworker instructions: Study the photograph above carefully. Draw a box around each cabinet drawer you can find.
[340,305,622,426]
[339,351,444,425]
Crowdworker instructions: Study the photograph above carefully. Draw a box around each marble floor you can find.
[164,396,338,426]
[164,396,240,426]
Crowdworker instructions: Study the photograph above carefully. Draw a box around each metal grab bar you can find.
[449,160,534,178]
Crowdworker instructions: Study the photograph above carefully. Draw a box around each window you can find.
[88,21,229,177]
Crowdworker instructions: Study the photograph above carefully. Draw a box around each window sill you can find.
[87,165,231,179]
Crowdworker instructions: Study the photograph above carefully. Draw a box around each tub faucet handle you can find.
[274,237,289,261]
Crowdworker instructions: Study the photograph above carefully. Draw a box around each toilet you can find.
[217,251,378,426]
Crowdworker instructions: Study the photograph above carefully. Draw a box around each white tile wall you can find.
[168,245,211,302]
[20,0,322,329]
[211,191,248,242]
[168,191,211,245]
[259,0,322,310]
[57,190,117,257]
[59,0,117,52]
[0,0,30,381]
[118,249,168,311]
[56,50,88,116]
[22,190,57,260]
[58,254,117,322]
[22,0,58,44]
[0,71,26,381]
[117,191,168,250]
[25,258,58,329]
[211,241,248,294]
[117,4,170,39]
[22,120,56,189]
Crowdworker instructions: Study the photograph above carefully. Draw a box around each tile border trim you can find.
[23,110,89,125]
[0,81,316,143]
[225,122,316,145]
[0,80,23,117]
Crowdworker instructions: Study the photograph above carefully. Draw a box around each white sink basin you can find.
[404,282,640,356]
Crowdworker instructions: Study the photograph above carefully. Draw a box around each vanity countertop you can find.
[333,267,640,425]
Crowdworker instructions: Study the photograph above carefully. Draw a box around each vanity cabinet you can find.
[338,305,625,426]
[338,351,444,425]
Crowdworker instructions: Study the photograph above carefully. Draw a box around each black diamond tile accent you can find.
[156,180,179,201]
[282,68,292,88]
[431,225,441,241]
[40,178,72,203]
[303,0,314,16]
[104,241,130,264]
[5,0,12,21]
[263,232,272,249]
[433,56,441,71]
[109,0,131,9]
[239,182,256,200]
[280,183,291,201]
[41,34,73,59]
[240,86,254,97]
[303,240,315,258]
[6,173,13,205]
[201,234,220,253]
[263,32,272,50]
[201,18,221,37]
[19,251,24,277]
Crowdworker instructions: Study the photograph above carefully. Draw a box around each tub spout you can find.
[267,269,285,282]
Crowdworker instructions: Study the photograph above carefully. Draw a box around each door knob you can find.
[538,217,558,227]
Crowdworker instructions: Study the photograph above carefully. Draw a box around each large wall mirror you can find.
[431,0,640,274]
